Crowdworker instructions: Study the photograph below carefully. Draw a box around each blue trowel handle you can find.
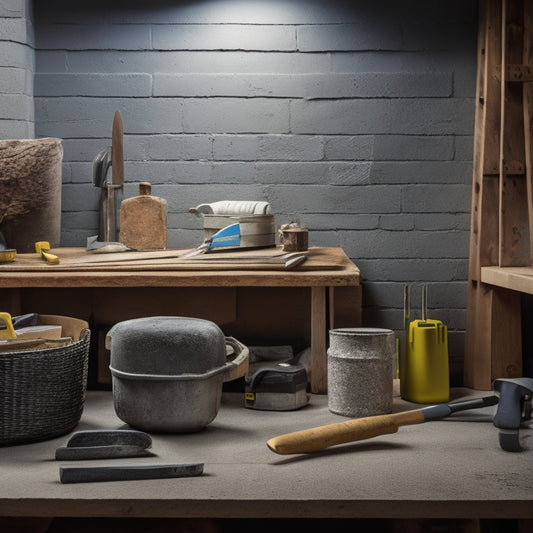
[206,223,241,251]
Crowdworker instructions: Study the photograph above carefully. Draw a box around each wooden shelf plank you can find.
[481,265,533,294]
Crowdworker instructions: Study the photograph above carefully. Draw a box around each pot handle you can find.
[223,337,249,382]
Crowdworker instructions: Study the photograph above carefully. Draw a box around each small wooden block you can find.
[280,228,308,252]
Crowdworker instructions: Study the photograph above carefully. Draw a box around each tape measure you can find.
[245,363,309,411]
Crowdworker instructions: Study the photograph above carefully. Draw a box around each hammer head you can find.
[493,377,533,452]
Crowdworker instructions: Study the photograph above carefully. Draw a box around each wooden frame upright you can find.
[465,0,533,388]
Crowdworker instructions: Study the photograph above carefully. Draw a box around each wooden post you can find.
[524,0,533,263]
[499,0,529,267]
[310,286,327,393]
[465,0,528,389]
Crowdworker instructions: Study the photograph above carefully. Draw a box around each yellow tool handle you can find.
[35,241,59,264]
[266,410,425,455]
[0,312,16,339]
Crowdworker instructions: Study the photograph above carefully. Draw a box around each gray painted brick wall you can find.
[0,0,34,138]
[3,0,479,383]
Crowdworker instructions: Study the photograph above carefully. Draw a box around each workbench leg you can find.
[465,282,522,389]
[310,286,327,394]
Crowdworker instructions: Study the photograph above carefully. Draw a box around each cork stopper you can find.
[139,181,151,195]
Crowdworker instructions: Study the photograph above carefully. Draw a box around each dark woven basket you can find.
[0,315,90,446]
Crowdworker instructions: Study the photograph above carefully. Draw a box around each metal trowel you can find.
[90,110,125,246]
[56,429,204,484]
[183,223,241,257]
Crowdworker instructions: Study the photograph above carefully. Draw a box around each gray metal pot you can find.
[106,316,249,432]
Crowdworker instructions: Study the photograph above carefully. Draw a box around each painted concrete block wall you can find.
[31,0,476,381]
[0,0,34,138]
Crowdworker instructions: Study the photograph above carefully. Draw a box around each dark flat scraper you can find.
[55,429,153,460]
[59,463,204,484]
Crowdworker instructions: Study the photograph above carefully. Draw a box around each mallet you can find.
[267,395,498,455]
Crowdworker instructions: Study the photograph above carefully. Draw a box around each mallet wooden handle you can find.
[267,410,425,454]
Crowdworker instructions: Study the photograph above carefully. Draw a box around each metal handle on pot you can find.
[109,337,249,382]
[223,337,249,382]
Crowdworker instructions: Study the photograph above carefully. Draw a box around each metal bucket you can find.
[107,317,249,432]
[327,328,395,418]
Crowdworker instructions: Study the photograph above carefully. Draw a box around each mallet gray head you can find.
[493,377,533,452]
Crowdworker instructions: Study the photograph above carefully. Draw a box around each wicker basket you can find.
[0,315,90,446]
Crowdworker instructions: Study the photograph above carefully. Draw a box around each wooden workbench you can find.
[0,246,361,393]
[0,387,532,530]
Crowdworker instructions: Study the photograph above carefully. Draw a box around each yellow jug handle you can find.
[0,312,16,339]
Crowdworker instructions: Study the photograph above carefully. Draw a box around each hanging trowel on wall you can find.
[89,110,127,251]
[109,109,124,238]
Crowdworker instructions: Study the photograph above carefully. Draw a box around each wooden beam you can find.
[523,0,533,264]
[465,0,525,389]
[499,0,529,267]
[465,0,503,389]
[505,63,533,82]
[310,286,327,393]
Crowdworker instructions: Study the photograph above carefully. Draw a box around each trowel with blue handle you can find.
[184,223,241,257]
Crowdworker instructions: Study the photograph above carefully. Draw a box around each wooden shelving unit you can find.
[465,0,533,388]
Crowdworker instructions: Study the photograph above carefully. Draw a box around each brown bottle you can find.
[119,182,167,250]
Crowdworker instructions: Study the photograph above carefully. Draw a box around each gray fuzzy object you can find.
[0,138,63,252]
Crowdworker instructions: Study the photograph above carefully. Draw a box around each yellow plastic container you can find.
[400,319,449,404]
